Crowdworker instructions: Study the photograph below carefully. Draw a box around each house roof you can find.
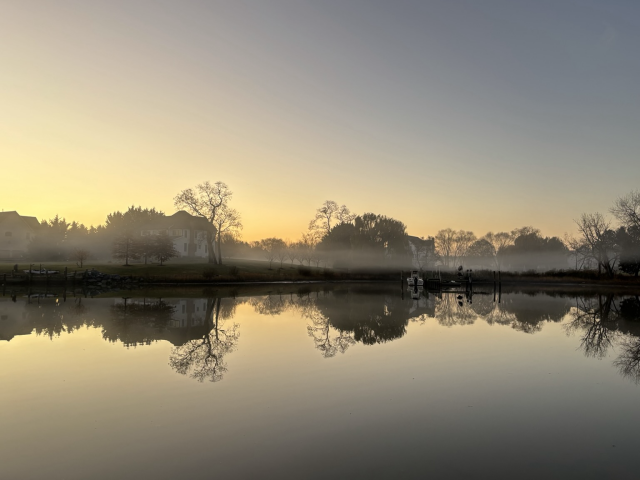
[0,211,41,231]
[141,211,212,231]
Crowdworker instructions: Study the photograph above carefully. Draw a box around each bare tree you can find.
[453,230,477,265]
[72,248,89,268]
[213,206,242,264]
[301,232,319,266]
[434,228,456,267]
[275,241,288,268]
[259,238,286,269]
[308,200,354,236]
[611,190,640,230]
[174,181,233,264]
[564,234,596,270]
[575,213,618,276]
[286,240,298,266]
[483,231,514,269]
[434,229,476,268]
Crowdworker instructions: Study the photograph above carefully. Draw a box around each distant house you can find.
[407,235,436,269]
[140,211,212,259]
[0,211,40,260]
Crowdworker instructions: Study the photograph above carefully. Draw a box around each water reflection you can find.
[562,293,640,382]
[169,298,240,382]
[2,286,640,384]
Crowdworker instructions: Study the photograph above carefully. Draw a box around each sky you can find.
[1,0,639,241]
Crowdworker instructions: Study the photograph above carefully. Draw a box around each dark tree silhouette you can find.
[152,233,178,266]
[112,232,139,266]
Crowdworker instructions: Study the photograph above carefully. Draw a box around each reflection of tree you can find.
[249,294,289,316]
[305,308,355,358]
[107,298,175,347]
[169,298,239,382]
[614,336,640,384]
[620,296,640,321]
[434,294,476,327]
[32,298,88,339]
[316,291,415,345]
[484,305,517,327]
[565,295,620,359]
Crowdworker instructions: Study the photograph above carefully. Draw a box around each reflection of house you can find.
[0,211,40,260]
[116,298,209,329]
[140,211,212,259]
[168,299,209,328]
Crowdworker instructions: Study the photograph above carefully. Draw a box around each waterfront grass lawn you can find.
[0,259,336,282]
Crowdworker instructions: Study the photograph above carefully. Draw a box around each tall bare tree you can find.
[174,181,233,264]
[575,213,618,276]
[434,229,476,268]
[434,228,456,267]
[611,190,640,230]
[453,230,477,265]
[309,200,355,236]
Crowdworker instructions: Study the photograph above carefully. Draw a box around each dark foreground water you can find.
[2,285,640,479]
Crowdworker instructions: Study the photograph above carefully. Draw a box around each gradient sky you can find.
[2,0,639,241]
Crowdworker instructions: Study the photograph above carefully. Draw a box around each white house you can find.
[139,211,212,259]
[0,211,40,260]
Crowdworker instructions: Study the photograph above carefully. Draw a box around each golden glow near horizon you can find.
[2,2,639,241]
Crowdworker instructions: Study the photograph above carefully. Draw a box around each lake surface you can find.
[2,284,640,479]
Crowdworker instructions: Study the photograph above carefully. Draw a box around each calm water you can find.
[2,285,640,479]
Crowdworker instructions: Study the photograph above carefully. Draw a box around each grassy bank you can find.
[2,260,640,286]
[0,259,402,283]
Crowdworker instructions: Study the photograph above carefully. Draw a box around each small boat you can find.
[23,269,59,275]
[406,270,424,287]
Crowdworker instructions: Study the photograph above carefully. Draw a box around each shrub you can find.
[298,266,312,277]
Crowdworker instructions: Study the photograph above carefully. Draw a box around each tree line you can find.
[23,183,640,276]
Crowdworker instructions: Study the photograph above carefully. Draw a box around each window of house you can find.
[184,243,187,252]
[182,304,185,313]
